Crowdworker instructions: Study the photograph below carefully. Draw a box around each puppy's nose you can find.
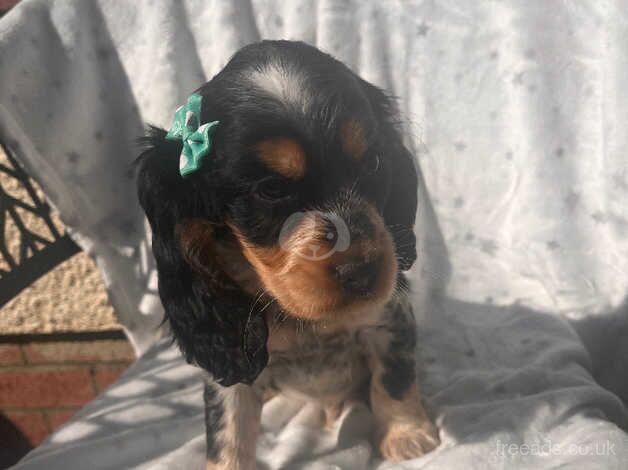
[348,211,376,241]
[334,259,381,298]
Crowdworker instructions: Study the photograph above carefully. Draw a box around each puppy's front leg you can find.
[369,303,439,462]
[205,380,261,470]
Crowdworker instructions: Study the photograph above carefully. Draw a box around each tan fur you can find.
[370,365,440,462]
[341,119,368,159]
[207,385,262,470]
[256,137,306,180]
[212,233,263,296]
[176,219,263,295]
[176,219,216,275]
[229,207,396,321]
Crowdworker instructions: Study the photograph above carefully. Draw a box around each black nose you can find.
[334,259,381,298]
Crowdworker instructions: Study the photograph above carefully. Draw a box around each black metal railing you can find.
[0,139,80,307]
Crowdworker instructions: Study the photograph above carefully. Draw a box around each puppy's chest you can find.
[263,329,372,399]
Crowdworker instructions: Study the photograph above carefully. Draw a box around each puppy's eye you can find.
[364,153,381,174]
[254,177,291,203]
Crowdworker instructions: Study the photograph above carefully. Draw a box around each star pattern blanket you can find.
[1,1,627,468]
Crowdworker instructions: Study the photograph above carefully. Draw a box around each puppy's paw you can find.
[379,420,439,462]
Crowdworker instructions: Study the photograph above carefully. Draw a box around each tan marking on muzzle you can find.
[229,205,396,320]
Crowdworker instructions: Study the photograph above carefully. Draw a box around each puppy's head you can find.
[137,40,419,385]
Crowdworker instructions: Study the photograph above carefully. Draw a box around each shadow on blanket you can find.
[571,296,628,410]
[13,294,628,469]
[418,293,628,448]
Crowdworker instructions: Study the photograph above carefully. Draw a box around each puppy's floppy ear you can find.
[136,126,268,386]
[358,79,418,271]
[382,136,418,271]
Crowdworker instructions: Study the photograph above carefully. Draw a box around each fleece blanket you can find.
[2,0,628,468]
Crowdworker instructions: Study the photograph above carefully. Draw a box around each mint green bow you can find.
[165,93,219,177]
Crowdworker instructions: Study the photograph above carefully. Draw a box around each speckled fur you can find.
[204,290,439,468]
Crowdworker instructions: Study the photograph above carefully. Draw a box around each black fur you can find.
[355,77,419,271]
[136,128,268,386]
[382,302,418,400]
[136,40,418,386]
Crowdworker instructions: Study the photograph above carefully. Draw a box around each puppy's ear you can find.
[136,126,268,386]
[358,80,418,271]
[382,137,418,271]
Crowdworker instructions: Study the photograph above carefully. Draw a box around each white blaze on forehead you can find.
[248,62,311,112]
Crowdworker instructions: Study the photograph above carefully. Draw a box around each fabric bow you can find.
[165,93,219,177]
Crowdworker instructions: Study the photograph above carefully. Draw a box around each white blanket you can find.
[2,0,627,468]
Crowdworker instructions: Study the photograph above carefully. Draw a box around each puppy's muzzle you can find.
[334,257,382,298]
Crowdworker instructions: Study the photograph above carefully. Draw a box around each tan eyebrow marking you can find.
[341,119,368,160]
[255,137,306,180]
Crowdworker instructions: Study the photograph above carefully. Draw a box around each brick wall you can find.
[0,335,134,467]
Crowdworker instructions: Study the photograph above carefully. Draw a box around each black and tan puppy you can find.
[137,40,439,469]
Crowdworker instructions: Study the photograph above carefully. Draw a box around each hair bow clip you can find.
[165,93,219,177]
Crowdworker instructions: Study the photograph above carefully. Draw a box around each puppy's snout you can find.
[334,258,381,298]
[348,211,376,241]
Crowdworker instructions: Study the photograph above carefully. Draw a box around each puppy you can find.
[137,40,439,469]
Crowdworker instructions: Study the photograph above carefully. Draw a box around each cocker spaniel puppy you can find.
[137,40,439,469]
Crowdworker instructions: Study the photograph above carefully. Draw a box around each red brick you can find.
[3,411,49,446]
[0,344,23,366]
[0,366,95,408]
[23,340,135,365]
[93,364,127,392]
[0,1,20,13]
[46,409,77,431]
